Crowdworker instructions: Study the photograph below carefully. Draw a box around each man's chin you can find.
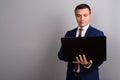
[79,24,86,27]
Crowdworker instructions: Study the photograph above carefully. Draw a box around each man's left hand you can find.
[73,54,93,68]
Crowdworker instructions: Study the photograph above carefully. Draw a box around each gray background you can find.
[0,0,120,80]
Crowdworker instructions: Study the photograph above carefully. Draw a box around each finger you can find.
[79,55,83,62]
[72,56,80,64]
[76,57,80,62]
[83,54,87,62]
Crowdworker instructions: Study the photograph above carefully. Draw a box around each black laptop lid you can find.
[61,36,106,61]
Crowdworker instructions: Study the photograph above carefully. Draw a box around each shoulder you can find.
[64,27,78,37]
[89,26,102,32]
[87,26,104,36]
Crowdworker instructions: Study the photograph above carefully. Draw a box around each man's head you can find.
[74,4,91,28]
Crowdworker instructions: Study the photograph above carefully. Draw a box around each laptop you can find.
[61,36,106,61]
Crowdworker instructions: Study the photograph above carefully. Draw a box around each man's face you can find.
[75,8,91,28]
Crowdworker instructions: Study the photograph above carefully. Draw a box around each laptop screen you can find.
[61,36,106,61]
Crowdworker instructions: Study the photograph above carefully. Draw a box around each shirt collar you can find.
[78,24,89,31]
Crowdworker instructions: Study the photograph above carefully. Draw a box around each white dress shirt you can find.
[76,24,89,37]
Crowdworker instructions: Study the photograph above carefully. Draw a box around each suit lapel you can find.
[85,26,93,37]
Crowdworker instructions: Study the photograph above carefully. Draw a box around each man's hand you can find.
[73,54,93,68]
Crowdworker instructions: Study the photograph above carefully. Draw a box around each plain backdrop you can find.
[0,0,120,80]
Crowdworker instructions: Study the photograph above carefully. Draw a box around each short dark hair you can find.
[74,4,91,14]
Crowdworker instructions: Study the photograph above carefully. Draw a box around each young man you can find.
[58,4,104,80]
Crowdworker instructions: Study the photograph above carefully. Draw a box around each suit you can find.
[58,25,104,80]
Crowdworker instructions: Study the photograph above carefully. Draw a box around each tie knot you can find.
[80,28,83,31]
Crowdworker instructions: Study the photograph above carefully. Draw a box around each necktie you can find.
[79,28,83,37]
[74,28,83,72]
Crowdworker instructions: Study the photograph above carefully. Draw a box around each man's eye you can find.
[76,15,80,17]
[84,14,88,17]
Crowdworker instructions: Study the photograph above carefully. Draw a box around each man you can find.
[58,4,104,80]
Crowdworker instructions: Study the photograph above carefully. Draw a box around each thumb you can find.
[89,60,93,64]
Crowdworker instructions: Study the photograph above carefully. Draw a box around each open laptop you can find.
[61,36,106,61]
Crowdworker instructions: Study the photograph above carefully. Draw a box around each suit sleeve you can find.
[58,31,70,61]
